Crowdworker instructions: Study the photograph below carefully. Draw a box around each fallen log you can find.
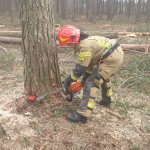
[0,36,149,53]
[88,31,150,38]
[0,25,5,28]
[118,32,150,37]
[0,31,117,38]
[1,30,150,38]
[0,36,21,44]
[0,31,22,37]
[0,24,60,38]
[120,44,150,53]
[87,31,118,39]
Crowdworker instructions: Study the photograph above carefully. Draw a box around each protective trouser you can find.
[77,68,101,117]
[77,71,113,117]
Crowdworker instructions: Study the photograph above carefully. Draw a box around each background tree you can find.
[0,0,150,24]
[97,0,105,17]
[125,0,132,18]
[86,0,97,22]
[20,0,61,96]
[146,0,150,22]
[135,0,142,22]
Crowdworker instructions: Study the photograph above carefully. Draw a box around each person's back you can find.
[77,36,123,75]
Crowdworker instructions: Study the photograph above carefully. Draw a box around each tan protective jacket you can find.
[77,36,113,66]
[71,36,124,117]
[72,36,124,80]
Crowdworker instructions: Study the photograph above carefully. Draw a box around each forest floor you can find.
[0,17,150,150]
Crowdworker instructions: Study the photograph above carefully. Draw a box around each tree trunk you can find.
[126,0,132,18]
[59,0,67,19]
[135,0,142,22]
[118,0,123,15]
[20,0,61,96]
[9,0,16,25]
[106,0,114,21]
[146,0,150,22]
[86,0,97,22]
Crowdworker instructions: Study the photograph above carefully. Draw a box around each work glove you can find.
[81,72,91,85]
[63,75,76,93]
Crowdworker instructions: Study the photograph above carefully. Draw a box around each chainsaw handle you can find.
[66,94,73,102]
[61,90,73,102]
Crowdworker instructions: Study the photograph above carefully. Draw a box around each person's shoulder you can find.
[79,37,96,47]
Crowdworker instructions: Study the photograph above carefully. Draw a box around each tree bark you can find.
[20,0,61,96]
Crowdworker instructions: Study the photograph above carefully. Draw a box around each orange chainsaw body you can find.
[68,81,83,93]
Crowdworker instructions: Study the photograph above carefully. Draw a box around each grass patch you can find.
[20,137,31,149]
[145,124,150,133]
[16,74,24,82]
[130,144,140,150]
[127,23,150,32]
[51,101,79,118]
[144,108,150,116]
[120,55,150,96]
[0,52,15,71]
[115,100,146,115]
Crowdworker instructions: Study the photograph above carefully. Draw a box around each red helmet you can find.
[58,25,80,46]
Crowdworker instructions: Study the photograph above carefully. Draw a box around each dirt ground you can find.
[0,19,150,150]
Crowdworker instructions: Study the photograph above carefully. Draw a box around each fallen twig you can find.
[106,109,124,120]
[120,98,149,142]
[0,44,7,52]
[0,25,5,28]
[124,82,135,89]
[117,75,143,91]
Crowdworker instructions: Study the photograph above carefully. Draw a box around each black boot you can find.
[99,97,111,107]
[100,83,111,107]
[66,112,87,123]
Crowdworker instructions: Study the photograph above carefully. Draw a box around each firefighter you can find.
[58,25,124,123]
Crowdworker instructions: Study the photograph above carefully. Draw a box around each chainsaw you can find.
[27,81,83,102]
[61,81,83,102]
